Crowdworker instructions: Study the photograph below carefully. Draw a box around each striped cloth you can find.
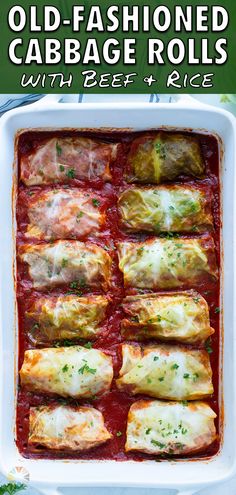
[0,93,175,113]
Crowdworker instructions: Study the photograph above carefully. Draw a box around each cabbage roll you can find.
[25,189,105,240]
[29,405,112,451]
[126,400,216,455]
[116,344,213,400]
[20,136,117,185]
[117,237,218,289]
[27,295,108,343]
[126,132,204,183]
[118,185,212,233]
[19,240,112,290]
[121,291,214,344]
[20,345,113,398]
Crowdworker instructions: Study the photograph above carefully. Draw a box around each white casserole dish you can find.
[0,95,236,495]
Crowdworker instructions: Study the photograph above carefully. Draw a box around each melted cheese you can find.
[126,400,216,455]
[26,189,104,240]
[121,291,214,344]
[20,345,113,398]
[29,405,112,451]
[19,240,112,289]
[116,344,213,400]
[117,237,218,289]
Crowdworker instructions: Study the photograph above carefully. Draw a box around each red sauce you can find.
[16,130,221,461]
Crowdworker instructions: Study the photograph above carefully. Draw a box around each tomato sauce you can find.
[16,129,221,461]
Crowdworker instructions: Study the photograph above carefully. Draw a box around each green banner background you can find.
[0,0,235,93]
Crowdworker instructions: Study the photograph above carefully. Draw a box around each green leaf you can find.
[0,483,26,495]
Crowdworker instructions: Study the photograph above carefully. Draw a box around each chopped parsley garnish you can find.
[116,431,122,437]
[205,337,213,354]
[92,198,100,207]
[155,142,161,153]
[55,339,75,347]
[183,373,190,379]
[69,279,87,293]
[171,363,179,370]
[62,364,69,373]
[77,211,84,219]
[137,246,144,255]
[84,342,93,349]
[214,307,220,313]
[61,258,68,268]
[78,361,96,375]
[181,400,188,406]
[155,141,166,159]
[66,168,76,179]
[193,297,200,303]
[70,281,78,289]
[56,143,62,156]
[59,165,65,172]
[145,428,152,435]
[159,232,180,239]
[158,377,164,382]
[151,439,165,449]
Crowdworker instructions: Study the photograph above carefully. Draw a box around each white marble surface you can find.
[0,93,235,495]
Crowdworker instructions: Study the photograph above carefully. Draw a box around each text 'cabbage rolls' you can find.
[20,345,113,398]
[117,237,218,289]
[118,185,213,233]
[126,400,216,455]
[20,136,118,185]
[24,189,105,240]
[27,295,109,343]
[116,344,213,400]
[126,132,204,183]
[29,405,112,451]
[121,291,214,344]
[19,240,112,290]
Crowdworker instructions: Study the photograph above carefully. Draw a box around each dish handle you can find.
[30,93,235,119]
[35,487,199,495]
[35,488,62,495]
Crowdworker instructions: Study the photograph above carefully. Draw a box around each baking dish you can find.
[0,94,236,495]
